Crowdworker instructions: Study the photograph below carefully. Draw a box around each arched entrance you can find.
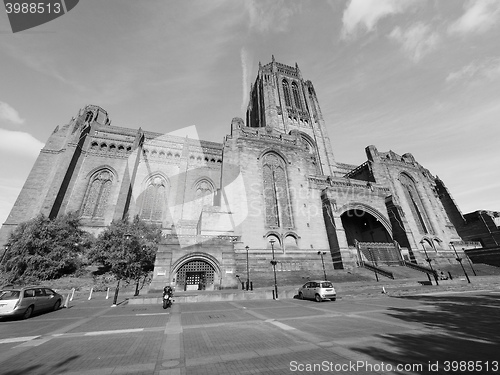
[176,260,215,291]
[172,254,221,291]
[341,209,392,246]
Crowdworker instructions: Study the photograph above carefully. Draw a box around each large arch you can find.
[339,203,393,247]
[338,202,392,235]
[171,252,222,291]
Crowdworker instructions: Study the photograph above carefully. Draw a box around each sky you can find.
[0,0,499,227]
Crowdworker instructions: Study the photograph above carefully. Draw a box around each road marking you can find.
[135,312,170,316]
[84,328,144,336]
[415,289,494,296]
[15,337,53,347]
[0,336,39,344]
[265,319,296,331]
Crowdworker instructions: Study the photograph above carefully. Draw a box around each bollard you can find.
[88,287,93,300]
[105,287,110,299]
[63,293,70,308]
[241,281,245,290]
[250,282,253,291]
[245,281,249,291]
[70,288,75,301]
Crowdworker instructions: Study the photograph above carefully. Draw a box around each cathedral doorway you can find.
[341,209,392,246]
[176,260,216,291]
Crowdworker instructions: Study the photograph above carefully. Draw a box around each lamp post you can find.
[462,247,477,276]
[113,232,132,306]
[245,246,250,291]
[269,239,278,300]
[449,243,471,283]
[419,240,438,285]
[0,243,10,265]
[318,251,327,280]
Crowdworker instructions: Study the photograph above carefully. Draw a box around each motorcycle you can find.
[162,293,173,309]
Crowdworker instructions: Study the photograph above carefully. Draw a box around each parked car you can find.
[0,286,63,319]
[298,280,336,302]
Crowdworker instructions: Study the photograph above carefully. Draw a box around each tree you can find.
[0,212,92,284]
[88,216,161,297]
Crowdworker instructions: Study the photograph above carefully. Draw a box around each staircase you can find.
[360,262,395,279]
[403,260,438,279]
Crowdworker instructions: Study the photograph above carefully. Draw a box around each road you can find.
[0,289,499,374]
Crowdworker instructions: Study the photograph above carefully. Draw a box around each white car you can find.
[298,280,336,302]
[0,286,63,319]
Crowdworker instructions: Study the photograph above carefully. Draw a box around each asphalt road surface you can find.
[0,289,499,375]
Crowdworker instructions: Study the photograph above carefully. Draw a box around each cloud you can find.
[389,23,441,62]
[446,58,500,82]
[0,128,44,158]
[244,0,301,33]
[0,101,25,125]
[448,0,500,36]
[341,0,419,39]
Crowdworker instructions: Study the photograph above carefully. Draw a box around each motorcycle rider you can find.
[163,285,173,297]
[162,285,173,309]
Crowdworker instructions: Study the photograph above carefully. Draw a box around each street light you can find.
[318,251,327,280]
[419,240,438,286]
[462,247,477,276]
[245,246,250,291]
[113,232,132,306]
[449,242,471,283]
[269,238,278,300]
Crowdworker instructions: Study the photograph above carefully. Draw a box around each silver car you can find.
[298,280,336,302]
[0,286,63,319]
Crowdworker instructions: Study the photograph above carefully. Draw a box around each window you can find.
[400,173,433,235]
[195,180,214,207]
[85,111,94,123]
[284,235,298,249]
[140,176,167,221]
[262,153,293,228]
[292,82,302,110]
[282,80,291,107]
[141,177,165,221]
[81,170,113,219]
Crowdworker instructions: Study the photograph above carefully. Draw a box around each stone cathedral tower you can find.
[246,56,336,176]
[0,58,477,291]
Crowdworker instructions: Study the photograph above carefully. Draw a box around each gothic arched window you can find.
[81,170,113,218]
[400,173,434,235]
[262,153,293,228]
[140,176,167,222]
[292,82,302,110]
[195,179,215,207]
[282,80,292,107]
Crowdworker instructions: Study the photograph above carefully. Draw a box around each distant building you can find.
[458,211,500,248]
[0,58,487,290]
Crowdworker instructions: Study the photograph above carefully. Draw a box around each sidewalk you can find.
[127,274,500,304]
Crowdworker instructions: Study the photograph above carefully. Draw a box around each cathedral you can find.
[0,58,479,291]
